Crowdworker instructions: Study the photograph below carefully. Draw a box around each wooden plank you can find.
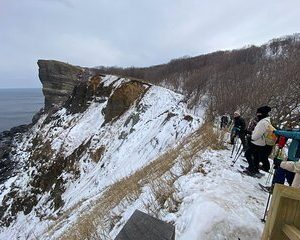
[282,224,300,240]
[271,196,299,239]
[294,202,300,229]
[262,184,283,240]
[262,184,300,240]
[277,185,300,200]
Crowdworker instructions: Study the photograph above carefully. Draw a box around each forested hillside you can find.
[98,34,300,126]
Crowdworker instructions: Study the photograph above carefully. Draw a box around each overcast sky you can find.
[0,0,299,88]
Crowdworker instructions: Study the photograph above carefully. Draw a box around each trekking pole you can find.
[261,166,279,223]
[265,166,274,185]
[231,144,243,167]
[261,161,280,223]
[261,142,286,223]
[230,136,238,158]
[261,191,272,223]
[261,136,288,222]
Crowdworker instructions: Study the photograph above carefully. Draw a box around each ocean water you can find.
[0,88,44,132]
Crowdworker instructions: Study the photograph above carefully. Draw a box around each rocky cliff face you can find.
[0,61,200,238]
[38,60,94,109]
[0,125,29,184]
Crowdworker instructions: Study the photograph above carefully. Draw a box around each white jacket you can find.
[251,117,271,146]
[280,161,300,188]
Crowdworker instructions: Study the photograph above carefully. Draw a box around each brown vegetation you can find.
[98,34,300,127]
[42,120,225,240]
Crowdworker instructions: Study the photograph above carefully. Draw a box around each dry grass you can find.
[45,120,223,240]
[200,120,226,150]
[150,177,176,208]
[178,151,196,176]
[148,174,182,215]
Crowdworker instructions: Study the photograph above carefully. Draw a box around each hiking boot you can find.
[242,169,256,177]
[265,186,272,192]
[258,165,270,173]
[263,186,273,193]
[254,172,265,178]
[259,184,273,193]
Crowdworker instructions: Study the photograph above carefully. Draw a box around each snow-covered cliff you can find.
[0,62,201,238]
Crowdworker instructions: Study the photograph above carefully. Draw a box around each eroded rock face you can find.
[65,74,112,114]
[103,81,148,123]
[0,125,30,184]
[1,61,156,227]
[38,60,83,109]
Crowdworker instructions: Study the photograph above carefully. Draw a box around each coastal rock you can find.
[37,60,105,111]
[64,74,110,114]
[0,124,29,184]
[37,60,83,109]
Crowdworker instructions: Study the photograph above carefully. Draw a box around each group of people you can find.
[224,106,300,190]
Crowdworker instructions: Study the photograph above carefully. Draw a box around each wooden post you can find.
[261,184,300,240]
[115,210,175,240]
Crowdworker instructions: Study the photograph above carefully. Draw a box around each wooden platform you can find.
[261,184,300,240]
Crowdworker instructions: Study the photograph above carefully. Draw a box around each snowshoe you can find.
[258,183,272,193]
[237,169,255,177]
[238,169,264,179]
[254,172,265,179]
[240,165,247,170]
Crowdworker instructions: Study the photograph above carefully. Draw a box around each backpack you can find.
[264,122,277,146]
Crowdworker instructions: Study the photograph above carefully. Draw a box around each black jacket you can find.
[233,116,246,133]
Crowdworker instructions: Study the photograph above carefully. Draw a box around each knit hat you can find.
[256,106,271,115]
[234,111,240,116]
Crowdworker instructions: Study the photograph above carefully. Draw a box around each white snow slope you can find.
[0,75,270,240]
[0,76,201,239]
[109,147,269,240]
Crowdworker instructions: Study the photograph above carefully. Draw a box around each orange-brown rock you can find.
[104,81,148,123]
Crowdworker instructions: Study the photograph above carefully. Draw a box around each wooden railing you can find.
[262,184,300,240]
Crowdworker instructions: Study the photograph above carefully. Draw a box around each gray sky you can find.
[0,0,300,88]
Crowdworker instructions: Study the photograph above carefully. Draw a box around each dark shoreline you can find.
[0,88,43,132]
[0,124,30,184]
[0,104,44,184]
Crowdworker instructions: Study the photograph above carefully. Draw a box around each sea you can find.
[0,88,44,132]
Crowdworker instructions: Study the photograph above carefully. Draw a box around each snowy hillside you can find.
[107,147,269,240]
[0,61,270,240]
[0,74,201,239]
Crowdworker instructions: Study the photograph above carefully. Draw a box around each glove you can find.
[245,130,251,135]
[273,158,282,169]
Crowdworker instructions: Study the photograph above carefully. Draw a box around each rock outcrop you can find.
[38,60,83,109]
[38,60,149,120]
[0,60,200,235]
[103,81,148,123]
[0,125,30,184]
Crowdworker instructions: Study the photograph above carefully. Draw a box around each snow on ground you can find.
[0,82,201,239]
[174,149,267,240]
[58,85,201,210]
[109,147,269,240]
[0,75,271,239]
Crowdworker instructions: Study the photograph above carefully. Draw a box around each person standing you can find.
[220,114,229,129]
[272,128,300,187]
[245,113,260,151]
[244,106,273,176]
[274,161,300,188]
[229,111,246,149]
